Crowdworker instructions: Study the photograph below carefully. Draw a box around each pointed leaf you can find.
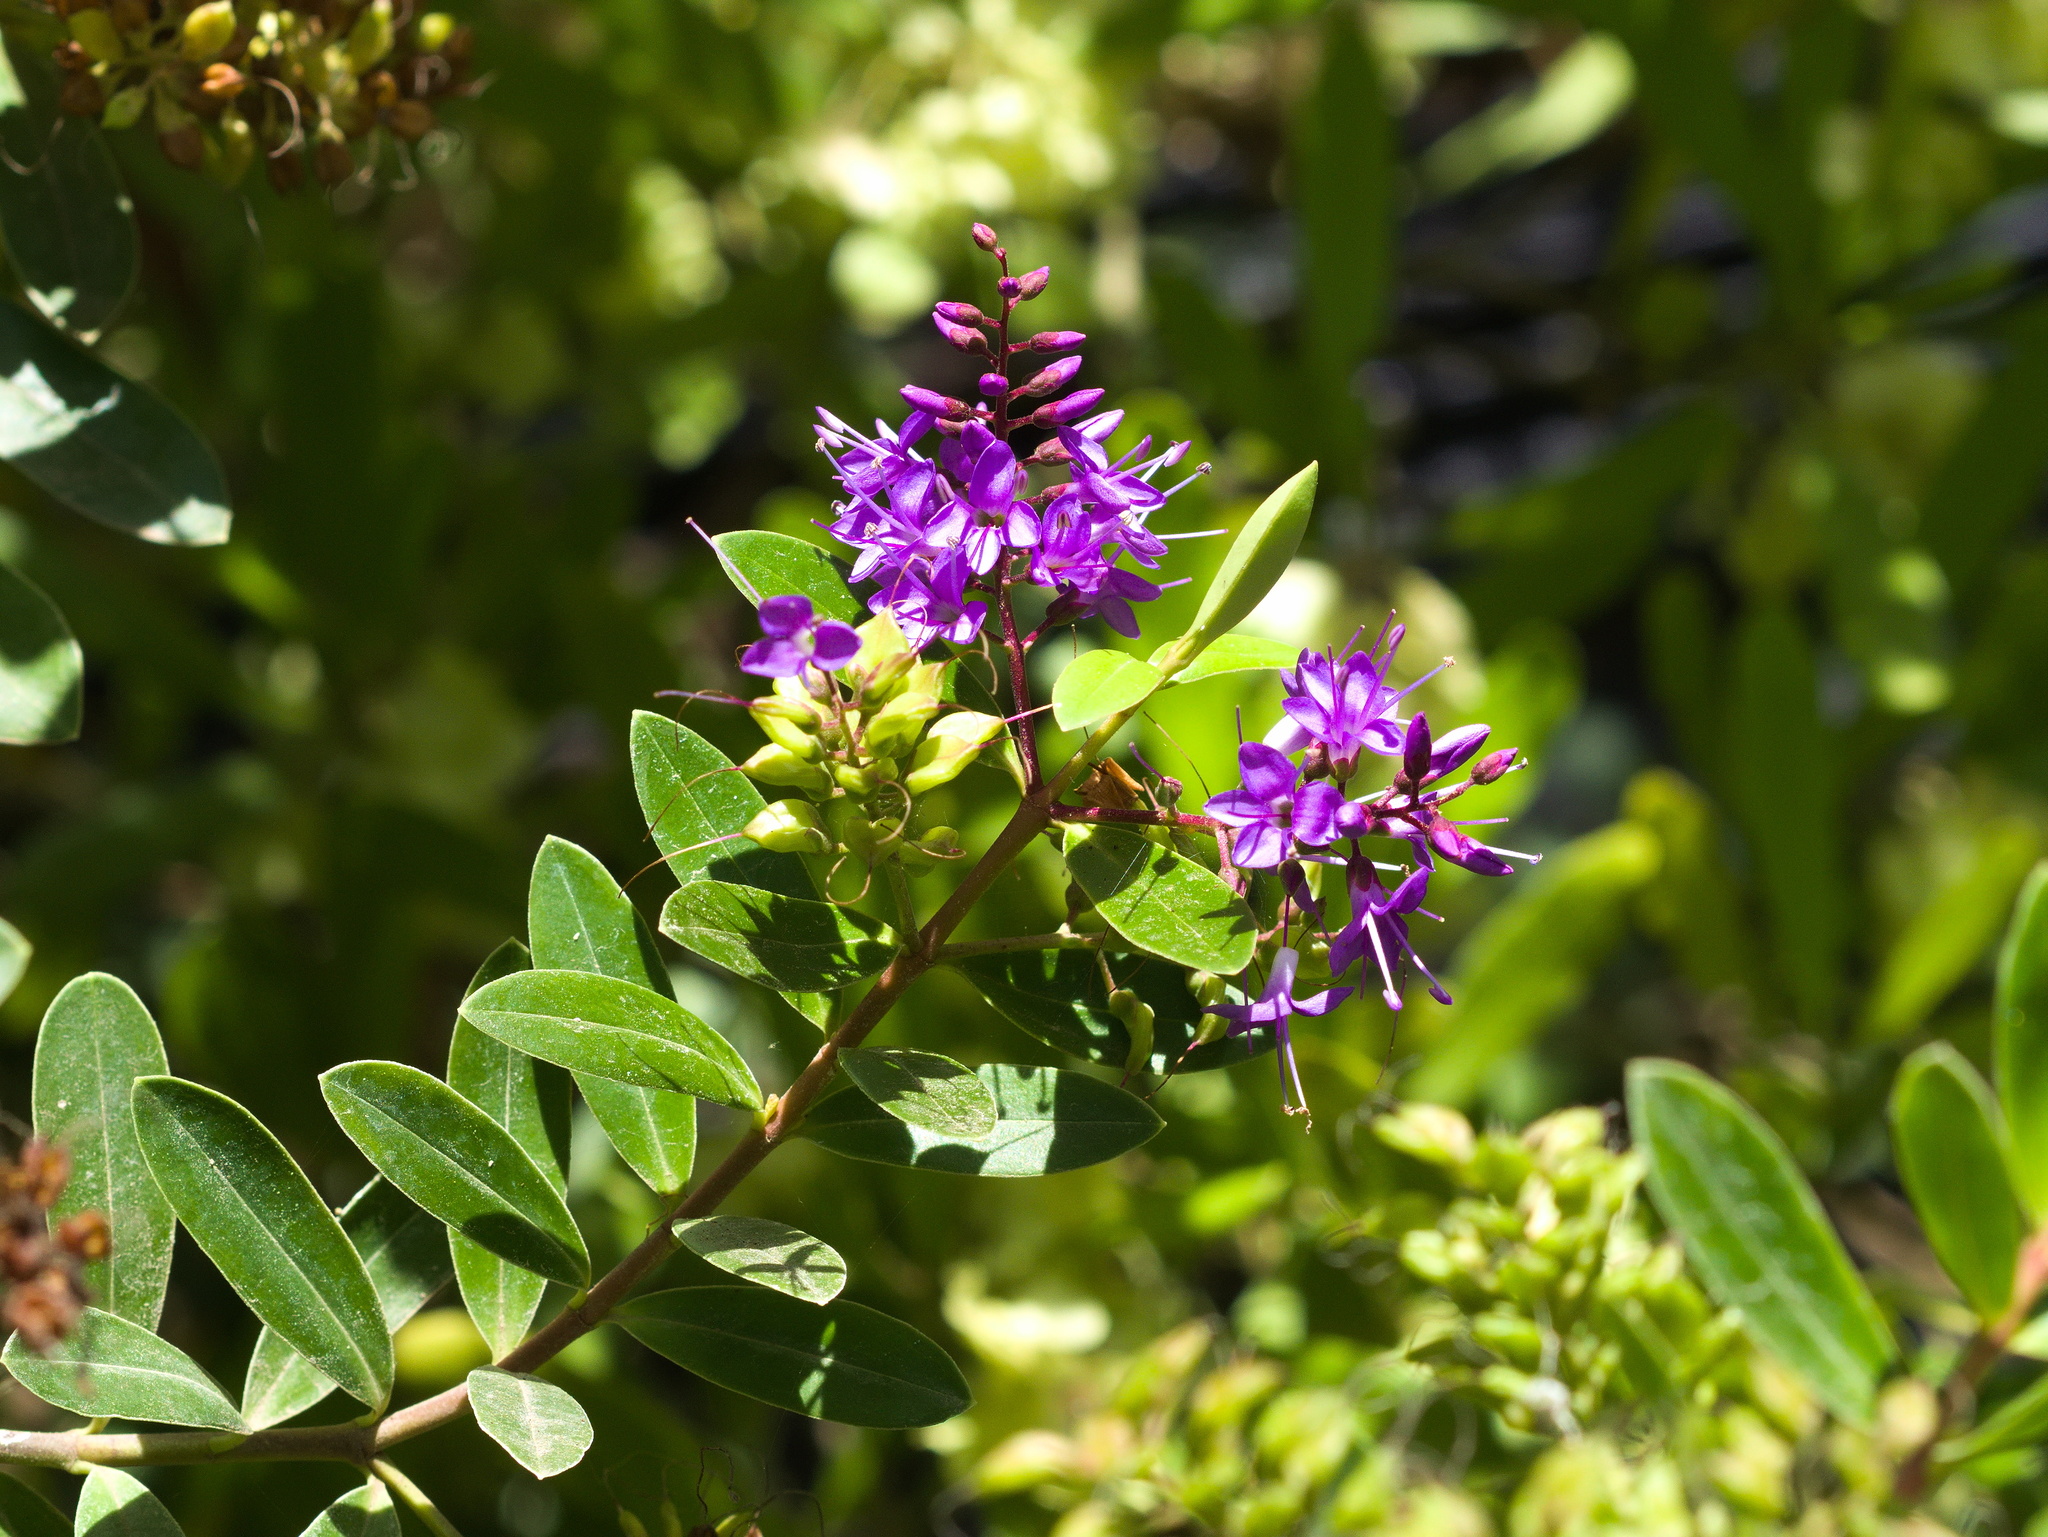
[1891,1043,2024,1320]
[630,710,811,898]
[296,1480,399,1537]
[1997,863,2048,1218]
[529,836,696,1194]
[1177,462,1319,657]
[0,561,80,744]
[242,1176,451,1429]
[0,301,229,546]
[320,1062,588,1287]
[659,881,898,991]
[673,1216,846,1305]
[956,949,1271,1074]
[710,530,865,622]
[3,1307,243,1429]
[459,970,760,1109]
[616,1287,970,1428]
[1051,650,1164,730]
[0,1470,67,1537]
[839,1048,997,1137]
[1061,825,1257,975]
[802,1063,1162,1177]
[32,972,173,1328]
[1150,631,1299,688]
[73,1468,182,1537]
[131,1076,392,1411]
[1938,1371,2048,1467]
[1627,1059,1895,1423]
[0,916,24,1010]
[467,1368,593,1478]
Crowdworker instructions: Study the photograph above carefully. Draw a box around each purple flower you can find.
[1205,742,1348,868]
[940,424,1040,574]
[739,595,861,678]
[871,550,987,650]
[1328,861,1450,1010]
[1402,813,1539,878]
[1209,946,1351,1118]
[1028,493,1163,638]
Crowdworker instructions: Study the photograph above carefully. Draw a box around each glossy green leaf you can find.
[0,561,80,744]
[1864,823,2040,1041]
[242,1177,452,1429]
[955,949,1270,1074]
[659,880,898,991]
[2,1307,243,1430]
[802,1063,1162,1177]
[1150,631,1299,688]
[528,836,696,1194]
[629,710,812,898]
[447,937,567,1362]
[467,1368,593,1479]
[459,969,760,1109]
[616,1287,970,1428]
[320,1062,588,1287]
[131,1076,392,1411]
[32,971,173,1328]
[1051,650,1164,730]
[1174,462,1319,658]
[0,301,230,547]
[0,1470,66,1537]
[1997,862,2048,1218]
[1890,1043,2024,1320]
[1627,1059,1895,1423]
[295,1480,398,1537]
[0,40,136,342]
[1938,1371,2048,1467]
[1061,825,1256,975]
[711,530,865,622]
[0,914,28,1008]
[72,1468,182,1537]
[838,1048,996,1137]
[673,1216,846,1304]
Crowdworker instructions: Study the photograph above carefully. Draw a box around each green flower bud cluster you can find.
[736,613,1004,892]
[32,0,472,191]
[968,1106,1967,1537]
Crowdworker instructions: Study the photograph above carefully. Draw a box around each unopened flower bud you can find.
[977,372,1007,397]
[361,69,398,109]
[312,127,353,187]
[66,7,123,63]
[1026,330,1084,353]
[739,744,832,793]
[387,99,434,139]
[266,147,306,194]
[900,385,968,418]
[415,10,455,49]
[970,222,999,252]
[742,799,829,855]
[905,711,1003,793]
[1015,356,1082,398]
[1402,712,1432,788]
[199,62,246,100]
[934,301,985,326]
[1471,747,1517,784]
[59,70,105,117]
[346,0,394,72]
[101,84,148,129]
[179,0,236,60]
[1374,1102,1475,1171]
[864,691,939,757]
[1108,988,1155,1078]
[205,109,253,185]
[833,762,880,796]
[914,826,961,859]
[997,276,1020,298]
[1028,388,1106,428]
[1014,265,1050,298]
[935,313,989,354]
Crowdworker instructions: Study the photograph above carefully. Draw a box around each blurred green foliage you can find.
[8,0,2048,1528]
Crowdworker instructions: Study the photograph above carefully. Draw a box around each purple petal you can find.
[1290,782,1347,848]
[810,621,862,670]
[757,594,814,638]
[739,637,807,677]
[1429,723,1490,777]
[1236,742,1300,803]
[1291,986,1352,1017]
[1204,790,1273,826]
[970,439,1020,510]
[1231,823,1286,869]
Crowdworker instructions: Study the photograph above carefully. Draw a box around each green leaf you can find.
[320,1062,589,1287]
[1050,650,1164,730]
[616,1287,970,1428]
[1150,631,1299,688]
[0,1470,67,1537]
[1997,862,2048,1218]
[459,969,761,1109]
[32,972,173,1328]
[0,561,80,743]
[130,1076,393,1411]
[295,1480,398,1537]
[1924,298,2048,595]
[467,1367,594,1479]
[0,301,230,547]
[1061,825,1256,975]
[838,1048,997,1137]
[447,937,568,1362]
[659,880,898,991]
[1627,1059,1895,1423]
[630,710,812,898]
[0,40,136,342]
[1939,1371,2048,1467]
[955,949,1270,1075]
[673,1216,847,1304]
[0,914,28,1008]
[528,836,696,1194]
[1173,462,1319,660]
[802,1063,1162,1177]
[2,1307,243,1429]
[710,530,865,623]
[242,1177,452,1429]
[1890,1043,2025,1320]
[1863,823,2040,1041]
[72,1468,182,1537]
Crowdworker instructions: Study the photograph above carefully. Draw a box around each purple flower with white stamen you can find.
[1205,743,1348,868]
[739,595,861,678]
[946,425,1040,573]
[871,550,987,650]
[1328,861,1451,1009]
[1209,947,1351,1118]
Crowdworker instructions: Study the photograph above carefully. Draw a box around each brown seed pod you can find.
[2,1268,85,1353]
[200,62,246,100]
[57,70,105,117]
[362,68,397,109]
[58,1211,111,1263]
[386,97,432,140]
[159,122,205,170]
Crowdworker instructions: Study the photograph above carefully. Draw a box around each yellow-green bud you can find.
[1108,988,1154,1078]
[905,711,1004,794]
[863,691,938,757]
[834,763,879,795]
[205,110,253,186]
[749,703,822,759]
[101,85,149,130]
[415,9,455,48]
[738,744,831,793]
[742,799,828,854]
[1470,1308,1543,1369]
[68,8,125,63]
[1373,1102,1475,1172]
[180,0,237,61]
[346,0,394,71]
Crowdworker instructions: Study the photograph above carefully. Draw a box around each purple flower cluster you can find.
[810,231,1206,650]
[1202,618,1532,1099]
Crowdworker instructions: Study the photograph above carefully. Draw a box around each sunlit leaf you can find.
[1061,825,1256,975]
[295,1480,398,1537]
[629,710,812,898]
[0,914,28,1008]
[1050,650,1163,730]
[1174,463,1319,660]
[838,1048,997,1137]
[659,880,898,992]
[1150,631,1299,688]
[673,1216,846,1305]
[3,1307,243,1429]
[0,560,80,744]
[1890,1043,2024,1320]
[467,1368,593,1479]
[710,530,864,622]
[72,1468,183,1537]
[1998,863,2048,1218]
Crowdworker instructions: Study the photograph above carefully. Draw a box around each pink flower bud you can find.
[997,276,1021,298]
[1015,355,1083,398]
[978,372,1008,397]
[901,386,969,418]
[933,314,990,354]
[934,301,986,325]
[971,223,1000,252]
[1027,330,1085,352]
[1015,266,1050,298]
[1028,388,1105,427]
[1470,748,1518,785]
